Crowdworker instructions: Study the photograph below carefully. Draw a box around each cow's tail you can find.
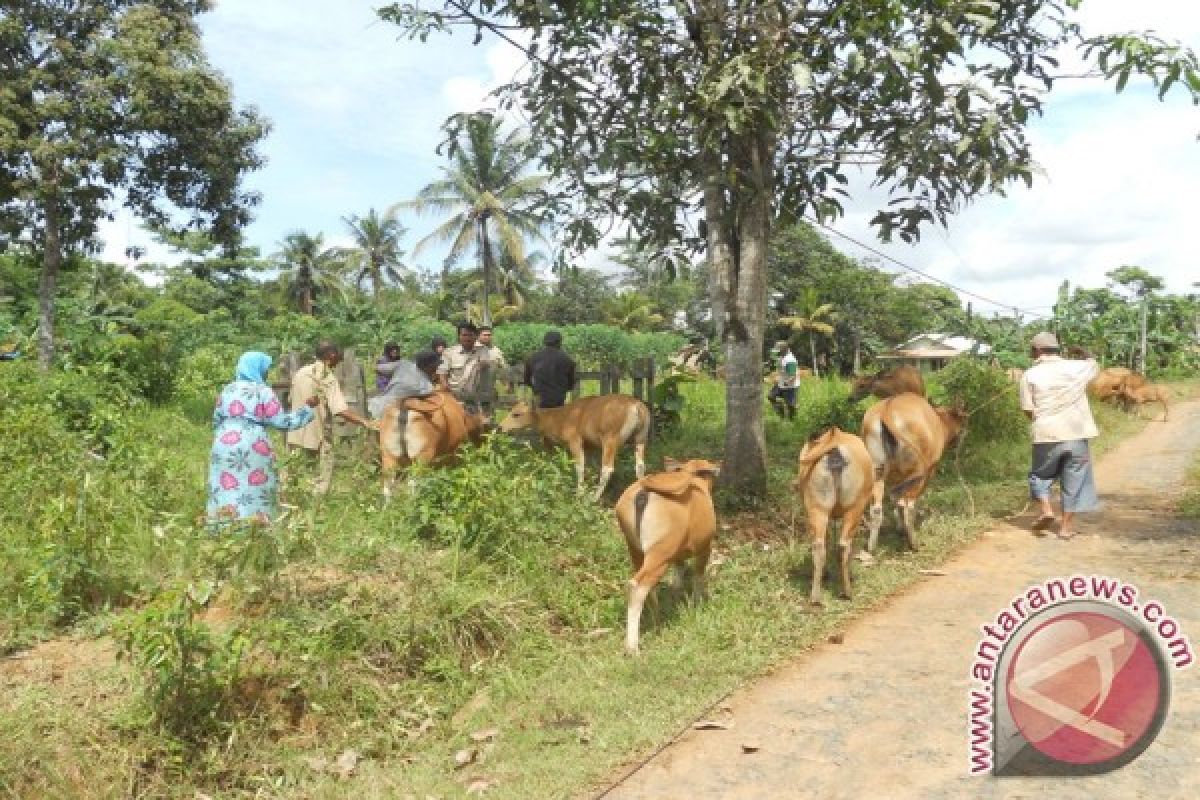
[383,406,409,458]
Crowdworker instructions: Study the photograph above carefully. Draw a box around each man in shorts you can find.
[1018,331,1102,540]
[768,340,799,420]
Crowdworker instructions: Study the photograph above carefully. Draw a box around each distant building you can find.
[878,333,991,372]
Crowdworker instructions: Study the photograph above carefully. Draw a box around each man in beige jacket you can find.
[287,341,376,494]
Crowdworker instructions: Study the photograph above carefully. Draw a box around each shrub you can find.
[932,358,1027,445]
[791,378,869,435]
[175,343,243,400]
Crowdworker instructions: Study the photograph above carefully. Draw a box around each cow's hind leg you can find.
[626,558,670,654]
[838,502,869,600]
[866,469,886,553]
[807,506,831,606]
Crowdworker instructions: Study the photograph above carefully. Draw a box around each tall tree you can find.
[0,0,267,367]
[396,115,549,326]
[1107,265,1165,373]
[384,0,1198,496]
[273,232,346,315]
[341,208,408,300]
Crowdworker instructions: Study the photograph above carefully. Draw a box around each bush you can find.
[791,378,869,435]
[175,343,243,400]
[931,358,1027,445]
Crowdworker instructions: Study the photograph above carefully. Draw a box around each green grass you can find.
[0,375,1166,799]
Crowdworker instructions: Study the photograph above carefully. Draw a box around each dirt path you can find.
[602,400,1200,800]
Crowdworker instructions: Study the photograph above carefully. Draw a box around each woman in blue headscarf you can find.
[207,352,319,526]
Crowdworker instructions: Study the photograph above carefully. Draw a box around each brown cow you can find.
[1121,383,1169,421]
[1089,367,1148,409]
[614,457,721,653]
[499,395,650,500]
[850,365,926,401]
[793,427,875,605]
[861,393,967,552]
[378,389,484,497]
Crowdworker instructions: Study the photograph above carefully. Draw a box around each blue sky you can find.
[102,0,1200,315]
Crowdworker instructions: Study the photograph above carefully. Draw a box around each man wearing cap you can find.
[768,339,800,420]
[1018,332,1102,540]
[524,330,576,408]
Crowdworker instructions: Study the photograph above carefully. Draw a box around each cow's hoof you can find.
[809,598,826,609]
[855,551,876,565]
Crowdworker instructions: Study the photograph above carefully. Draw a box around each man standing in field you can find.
[769,340,799,420]
[476,325,508,420]
[524,330,576,408]
[287,341,376,495]
[438,321,488,414]
[1018,332,1102,540]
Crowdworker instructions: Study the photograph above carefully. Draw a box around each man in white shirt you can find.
[768,340,800,420]
[1017,332,1102,540]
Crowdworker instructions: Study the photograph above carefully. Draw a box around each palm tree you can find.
[395,114,549,326]
[780,288,837,377]
[341,208,407,301]
[273,232,346,315]
[605,291,664,332]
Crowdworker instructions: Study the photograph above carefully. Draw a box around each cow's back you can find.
[615,477,713,558]
[802,431,874,514]
[570,395,649,446]
[862,393,943,479]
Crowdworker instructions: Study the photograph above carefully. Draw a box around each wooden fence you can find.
[272,351,658,443]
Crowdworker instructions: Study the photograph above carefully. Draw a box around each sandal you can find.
[1057,530,1077,541]
[1031,515,1057,534]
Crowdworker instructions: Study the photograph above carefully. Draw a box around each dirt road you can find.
[603,400,1200,800]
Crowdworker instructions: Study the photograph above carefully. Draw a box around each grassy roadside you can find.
[0,376,1172,799]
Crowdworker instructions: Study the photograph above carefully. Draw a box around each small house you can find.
[878,333,991,372]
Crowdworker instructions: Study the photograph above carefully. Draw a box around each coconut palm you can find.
[273,232,346,315]
[605,291,664,332]
[395,114,549,326]
[341,208,407,301]
[780,288,837,376]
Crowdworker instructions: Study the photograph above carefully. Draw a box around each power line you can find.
[810,218,1053,320]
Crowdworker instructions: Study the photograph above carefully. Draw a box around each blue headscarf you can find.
[235,351,272,384]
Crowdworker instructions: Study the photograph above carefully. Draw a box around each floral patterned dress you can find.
[206,380,314,525]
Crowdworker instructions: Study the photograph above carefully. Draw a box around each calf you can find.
[614,458,721,654]
[793,427,875,605]
[499,395,649,500]
[378,389,484,497]
[861,392,967,552]
[850,365,926,401]
[1121,383,1169,421]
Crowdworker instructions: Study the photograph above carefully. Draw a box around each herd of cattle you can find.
[371,360,1166,654]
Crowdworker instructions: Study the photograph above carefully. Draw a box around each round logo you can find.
[1004,607,1170,771]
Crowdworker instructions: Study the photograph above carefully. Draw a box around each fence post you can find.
[599,365,611,396]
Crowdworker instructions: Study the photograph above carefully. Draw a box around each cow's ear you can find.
[662,457,682,472]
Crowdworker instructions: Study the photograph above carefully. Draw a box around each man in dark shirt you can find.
[524,330,576,408]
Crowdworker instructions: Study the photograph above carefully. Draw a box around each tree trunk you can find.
[852,329,862,374]
[809,334,820,378]
[1138,294,1148,373]
[710,130,773,500]
[478,221,494,327]
[37,191,62,370]
[372,261,383,304]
